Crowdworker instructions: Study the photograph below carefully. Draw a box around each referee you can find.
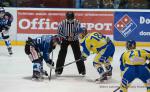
[55,11,86,75]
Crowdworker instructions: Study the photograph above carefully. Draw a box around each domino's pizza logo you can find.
[115,14,137,38]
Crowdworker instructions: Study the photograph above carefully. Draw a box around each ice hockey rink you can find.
[0,46,149,92]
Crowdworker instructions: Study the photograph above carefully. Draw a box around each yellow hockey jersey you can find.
[80,32,108,57]
[120,49,150,71]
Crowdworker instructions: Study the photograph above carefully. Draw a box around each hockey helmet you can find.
[0,7,5,13]
[126,40,136,50]
[0,7,5,17]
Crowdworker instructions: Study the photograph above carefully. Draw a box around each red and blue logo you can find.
[115,14,137,38]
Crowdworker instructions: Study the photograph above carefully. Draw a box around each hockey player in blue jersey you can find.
[0,7,13,55]
[120,40,150,92]
[25,35,61,79]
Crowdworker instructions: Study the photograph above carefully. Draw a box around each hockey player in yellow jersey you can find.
[79,27,115,81]
[120,40,150,92]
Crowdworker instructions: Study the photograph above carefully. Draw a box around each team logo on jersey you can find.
[115,14,137,37]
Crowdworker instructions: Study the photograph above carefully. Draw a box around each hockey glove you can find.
[80,55,87,62]
[106,37,111,43]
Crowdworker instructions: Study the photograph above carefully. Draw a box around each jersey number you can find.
[129,50,141,58]
[90,33,101,41]
[36,37,42,44]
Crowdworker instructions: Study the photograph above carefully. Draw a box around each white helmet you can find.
[0,7,5,18]
[0,7,5,13]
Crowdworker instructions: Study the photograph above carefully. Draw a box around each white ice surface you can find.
[0,46,149,92]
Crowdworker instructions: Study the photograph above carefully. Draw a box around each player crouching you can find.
[24,35,61,80]
[120,40,150,92]
[79,27,115,82]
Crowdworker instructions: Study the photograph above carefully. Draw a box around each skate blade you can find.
[107,76,112,80]
[32,77,44,81]
[95,78,108,84]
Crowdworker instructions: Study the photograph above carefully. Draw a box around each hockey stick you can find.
[54,59,81,70]
[113,87,120,92]
[48,50,53,81]
[48,59,81,80]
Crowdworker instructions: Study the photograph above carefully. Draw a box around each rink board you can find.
[0,40,150,46]
[0,8,150,46]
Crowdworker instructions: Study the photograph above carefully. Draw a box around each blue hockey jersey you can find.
[33,35,55,62]
[0,12,13,31]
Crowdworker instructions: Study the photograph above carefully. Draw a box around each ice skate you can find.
[32,71,42,80]
[79,70,86,76]
[55,71,61,76]
[8,47,13,55]
[95,72,108,83]
[41,70,48,76]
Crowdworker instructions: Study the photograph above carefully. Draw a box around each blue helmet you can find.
[126,40,136,50]
[79,27,87,33]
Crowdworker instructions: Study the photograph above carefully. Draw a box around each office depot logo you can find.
[18,18,112,31]
[18,18,58,30]
[115,14,137,37]
[17,10,64,34]
[17,10,114,34]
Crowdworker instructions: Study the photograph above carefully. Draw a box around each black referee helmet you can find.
[66,11,74,20]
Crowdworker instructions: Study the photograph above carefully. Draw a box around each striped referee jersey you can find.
[58,19,81,41]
